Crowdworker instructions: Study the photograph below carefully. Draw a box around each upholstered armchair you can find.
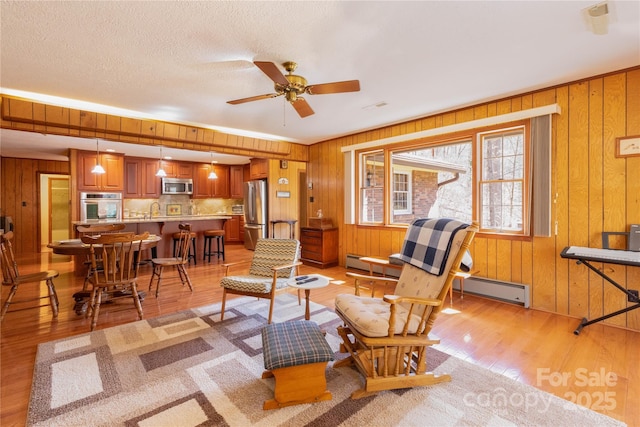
[220,238,301,324]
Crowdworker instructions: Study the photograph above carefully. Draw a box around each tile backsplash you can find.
[124,195,243,217]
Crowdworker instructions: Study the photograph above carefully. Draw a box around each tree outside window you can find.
[390,142,472,225]
[479,128,526,233]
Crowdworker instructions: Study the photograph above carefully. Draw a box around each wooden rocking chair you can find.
[334,219,478,399]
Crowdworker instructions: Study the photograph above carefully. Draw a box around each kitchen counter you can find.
[67,216,232,274]
[73,214,232,226]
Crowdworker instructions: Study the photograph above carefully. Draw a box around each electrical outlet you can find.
[628,289,639,303]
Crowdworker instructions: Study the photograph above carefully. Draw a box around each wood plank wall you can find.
[0,158,70,254]
[307,67,640,331]
[1,67,638,330]
[0,96,309,162]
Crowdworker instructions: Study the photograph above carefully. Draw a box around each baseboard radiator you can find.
[347,254,529,307]
[453,277,530,308]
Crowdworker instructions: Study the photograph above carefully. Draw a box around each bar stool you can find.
[203,229,225,262]
[172,230,197,265]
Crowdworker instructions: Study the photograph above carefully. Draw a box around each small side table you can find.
[271,220,297,239]
[287,274,330,320]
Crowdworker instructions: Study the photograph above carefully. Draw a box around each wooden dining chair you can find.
[148,223,194,297]
[0,231,60,322]
[81,231,149,331]
[76,223,127,290]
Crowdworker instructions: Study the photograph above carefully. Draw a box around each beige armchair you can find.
[220,238,301,324]
[334,219,478,398]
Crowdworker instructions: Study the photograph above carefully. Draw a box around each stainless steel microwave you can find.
[162,177,193,195]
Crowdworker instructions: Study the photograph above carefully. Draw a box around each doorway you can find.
[40,174,70,252]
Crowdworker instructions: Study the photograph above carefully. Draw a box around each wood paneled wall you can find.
[1,67,638,330]
[0,157,70,254]
[267,159,307,239]
[0,96,309,162]
[307,67,640,331]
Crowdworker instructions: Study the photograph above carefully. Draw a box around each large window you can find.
[390,141,472,225]
[357,122,530,236]
[479,128,527,233]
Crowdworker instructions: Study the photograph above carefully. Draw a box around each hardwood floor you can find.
[1,244,638,426]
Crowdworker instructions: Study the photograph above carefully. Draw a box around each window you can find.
[356,122,530,236]
[392,171,411,215]
[390,141,472,225]
[360,151,384,223]
[478,127,527,233]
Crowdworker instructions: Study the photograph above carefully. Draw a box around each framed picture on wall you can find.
[616,135,640,158]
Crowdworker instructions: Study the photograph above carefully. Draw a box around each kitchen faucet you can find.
[149,202,161,218]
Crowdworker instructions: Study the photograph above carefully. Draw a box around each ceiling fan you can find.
[227,61,360,118]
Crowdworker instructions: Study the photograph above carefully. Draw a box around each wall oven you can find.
[80,192,122,221]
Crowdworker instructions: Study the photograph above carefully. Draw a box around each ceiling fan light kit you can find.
[227,60,360,118]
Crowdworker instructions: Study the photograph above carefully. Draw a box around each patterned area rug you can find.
[28,294,625,426]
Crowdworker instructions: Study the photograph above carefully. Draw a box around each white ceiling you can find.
[1,1,639,163]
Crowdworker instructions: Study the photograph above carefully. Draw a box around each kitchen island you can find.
[69,215,232,274]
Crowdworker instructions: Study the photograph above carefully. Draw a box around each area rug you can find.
[28,294,625,426]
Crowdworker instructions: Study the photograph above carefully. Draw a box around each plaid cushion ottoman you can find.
[261,320,334,410]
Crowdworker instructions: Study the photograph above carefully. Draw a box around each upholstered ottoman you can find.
[261,320,334,410]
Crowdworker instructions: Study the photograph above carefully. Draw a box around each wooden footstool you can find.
[261,321,334,410]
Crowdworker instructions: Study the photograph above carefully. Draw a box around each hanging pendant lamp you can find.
[91,139,106,174]
[208,152,218,179]
[156,146,167,177]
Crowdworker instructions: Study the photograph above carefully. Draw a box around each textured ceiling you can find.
[1,1,639,162]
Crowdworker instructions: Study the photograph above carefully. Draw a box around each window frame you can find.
[392,169,412,215]
[477,125,529,235]
[355,120,531,237]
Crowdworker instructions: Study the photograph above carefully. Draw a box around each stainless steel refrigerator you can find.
[243,179,267,250]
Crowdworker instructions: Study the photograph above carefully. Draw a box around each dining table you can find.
[47,235,162,315]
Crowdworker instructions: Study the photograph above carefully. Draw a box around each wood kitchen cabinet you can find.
[224,214,243,242]
[229,165,244,198]
[77,151,124,191]
[300,227,339,269]
[249,158,268,179]
[124,157,161,198]
[193,164,229,198]
[161,160,192,179]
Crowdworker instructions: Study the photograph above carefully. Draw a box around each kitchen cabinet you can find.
[230,165,244,198]
[161,160,192,179]
[224,214,242,242]
[249,158,268,179]
[300,227,339,268]
[124,157,161,198]
[77,151,124,191]
[193,164,229,198]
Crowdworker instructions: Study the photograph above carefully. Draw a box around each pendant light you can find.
[156,146,167,177]
[207,152,218,179]
[90,139,106,174]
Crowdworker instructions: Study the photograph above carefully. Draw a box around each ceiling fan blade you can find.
[306,80,360,95]
[227,93,280,105]
[254,61,289,86]
[291,97,314,118]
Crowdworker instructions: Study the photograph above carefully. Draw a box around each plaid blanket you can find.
[400,218,469,276]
